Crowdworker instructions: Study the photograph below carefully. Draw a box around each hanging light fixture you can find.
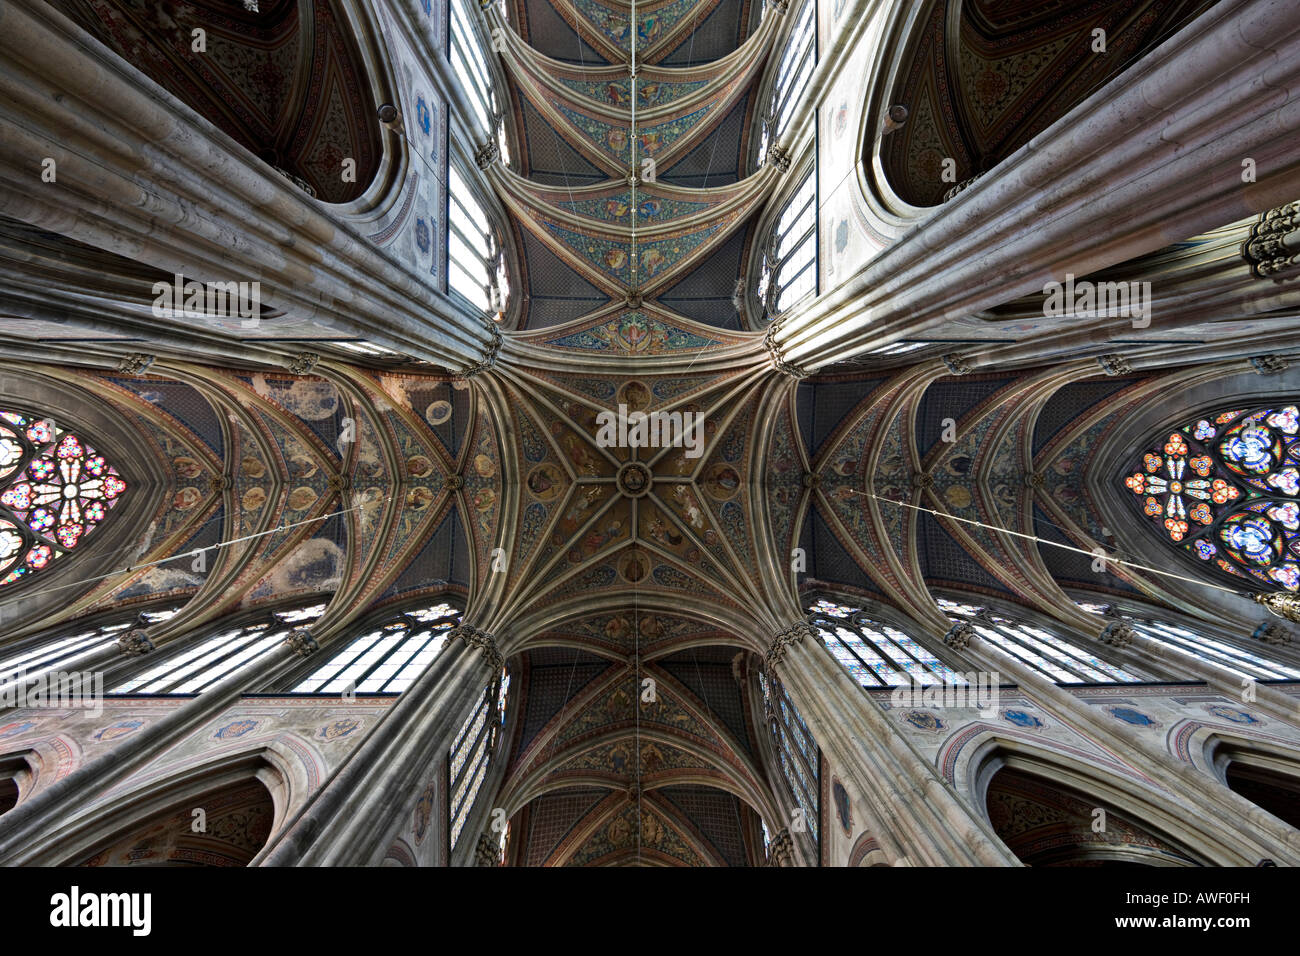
[1253,590,1300,623]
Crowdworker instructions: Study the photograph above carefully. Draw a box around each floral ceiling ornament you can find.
[1125,404,1300,590]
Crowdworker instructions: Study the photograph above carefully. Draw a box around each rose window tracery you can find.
[0,411,127,587]
[1125,405,1300,589]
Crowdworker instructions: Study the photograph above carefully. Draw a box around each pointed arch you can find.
[954,735,1248,865]
[879,0,1219,207]
[1219,754,1300,832]
[1120,400,1300,593]
[983,761,1201,866]
[48,0,386,204]
[35,748,301,866]
[1090,365,1300,629]
[0,368,169,636]
[1186,731,1300,832]
[0,750,39,814]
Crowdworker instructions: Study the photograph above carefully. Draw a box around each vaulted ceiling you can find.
[49,0,382,202]
[499,644,768,865]
[5,0,1286,868]
[882,0,1217,206]
[498,0,769,334]
[474,0,788,863]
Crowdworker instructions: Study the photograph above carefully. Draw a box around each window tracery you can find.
[291,602,461,694]
[937,598,1146,684]
[757,668,819,842]
[755,170,816,323]
[1124,404,1300,590]
[807,598,965,687]
[759,0,816,160]
[113,604,327,695]
[450,0,500,141]
[1076,601,1300,682]
[448,164,505,317]
[450,664,509,851]
[0,411,127,588]
[0,607,178,691]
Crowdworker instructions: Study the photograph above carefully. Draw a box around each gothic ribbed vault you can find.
[1,0,1300,875]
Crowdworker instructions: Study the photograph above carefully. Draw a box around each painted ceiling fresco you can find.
[50,0,383,203]
[495,0,771,341]
[25,349,1245,865]
[459,0,786,863]
[881,0,1217,206]
[12,0,1276,869]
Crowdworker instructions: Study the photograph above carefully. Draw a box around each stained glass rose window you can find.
[1125,405,1300,590]
[0,411,127,587]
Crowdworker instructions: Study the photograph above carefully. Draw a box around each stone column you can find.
[0,639,310,864]
[767,622,1017,865]
[257,626,503,866]
[0,3,495,372]
[774,0,1300,372]
[951,206,1300,372]
[1098,620,1300,727]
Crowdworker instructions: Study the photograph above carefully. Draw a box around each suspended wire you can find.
[860,490,1244,595]
[496,3,773,864]
[546,0,596,213]
[670,3,762,378]
[0,497,391,605]
[631,0,643,867]
[630,0,639,296]
[1011,479,1158,570]
[683,643,750,866]
[634,564,643,865]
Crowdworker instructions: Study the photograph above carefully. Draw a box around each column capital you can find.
[1243,202,1300,280]
[1096,353,1133,376]
[450,624,504,670]
[1098,620,1137,648]
[457,323,503,380]
[1250,355,1289,374]
[941,353,973,376]
[116,353,155,375]
[766,144,791,173]
[284,628,319,657]
[764,621,817,672]
[288,352,320,375]
[766,826,795,866]
[474,831,501,866]
[943,620,975,650]
[1253,620,1293,646]
[475,140,501,170]
[117,629,154,656]
[763,318,809,379]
